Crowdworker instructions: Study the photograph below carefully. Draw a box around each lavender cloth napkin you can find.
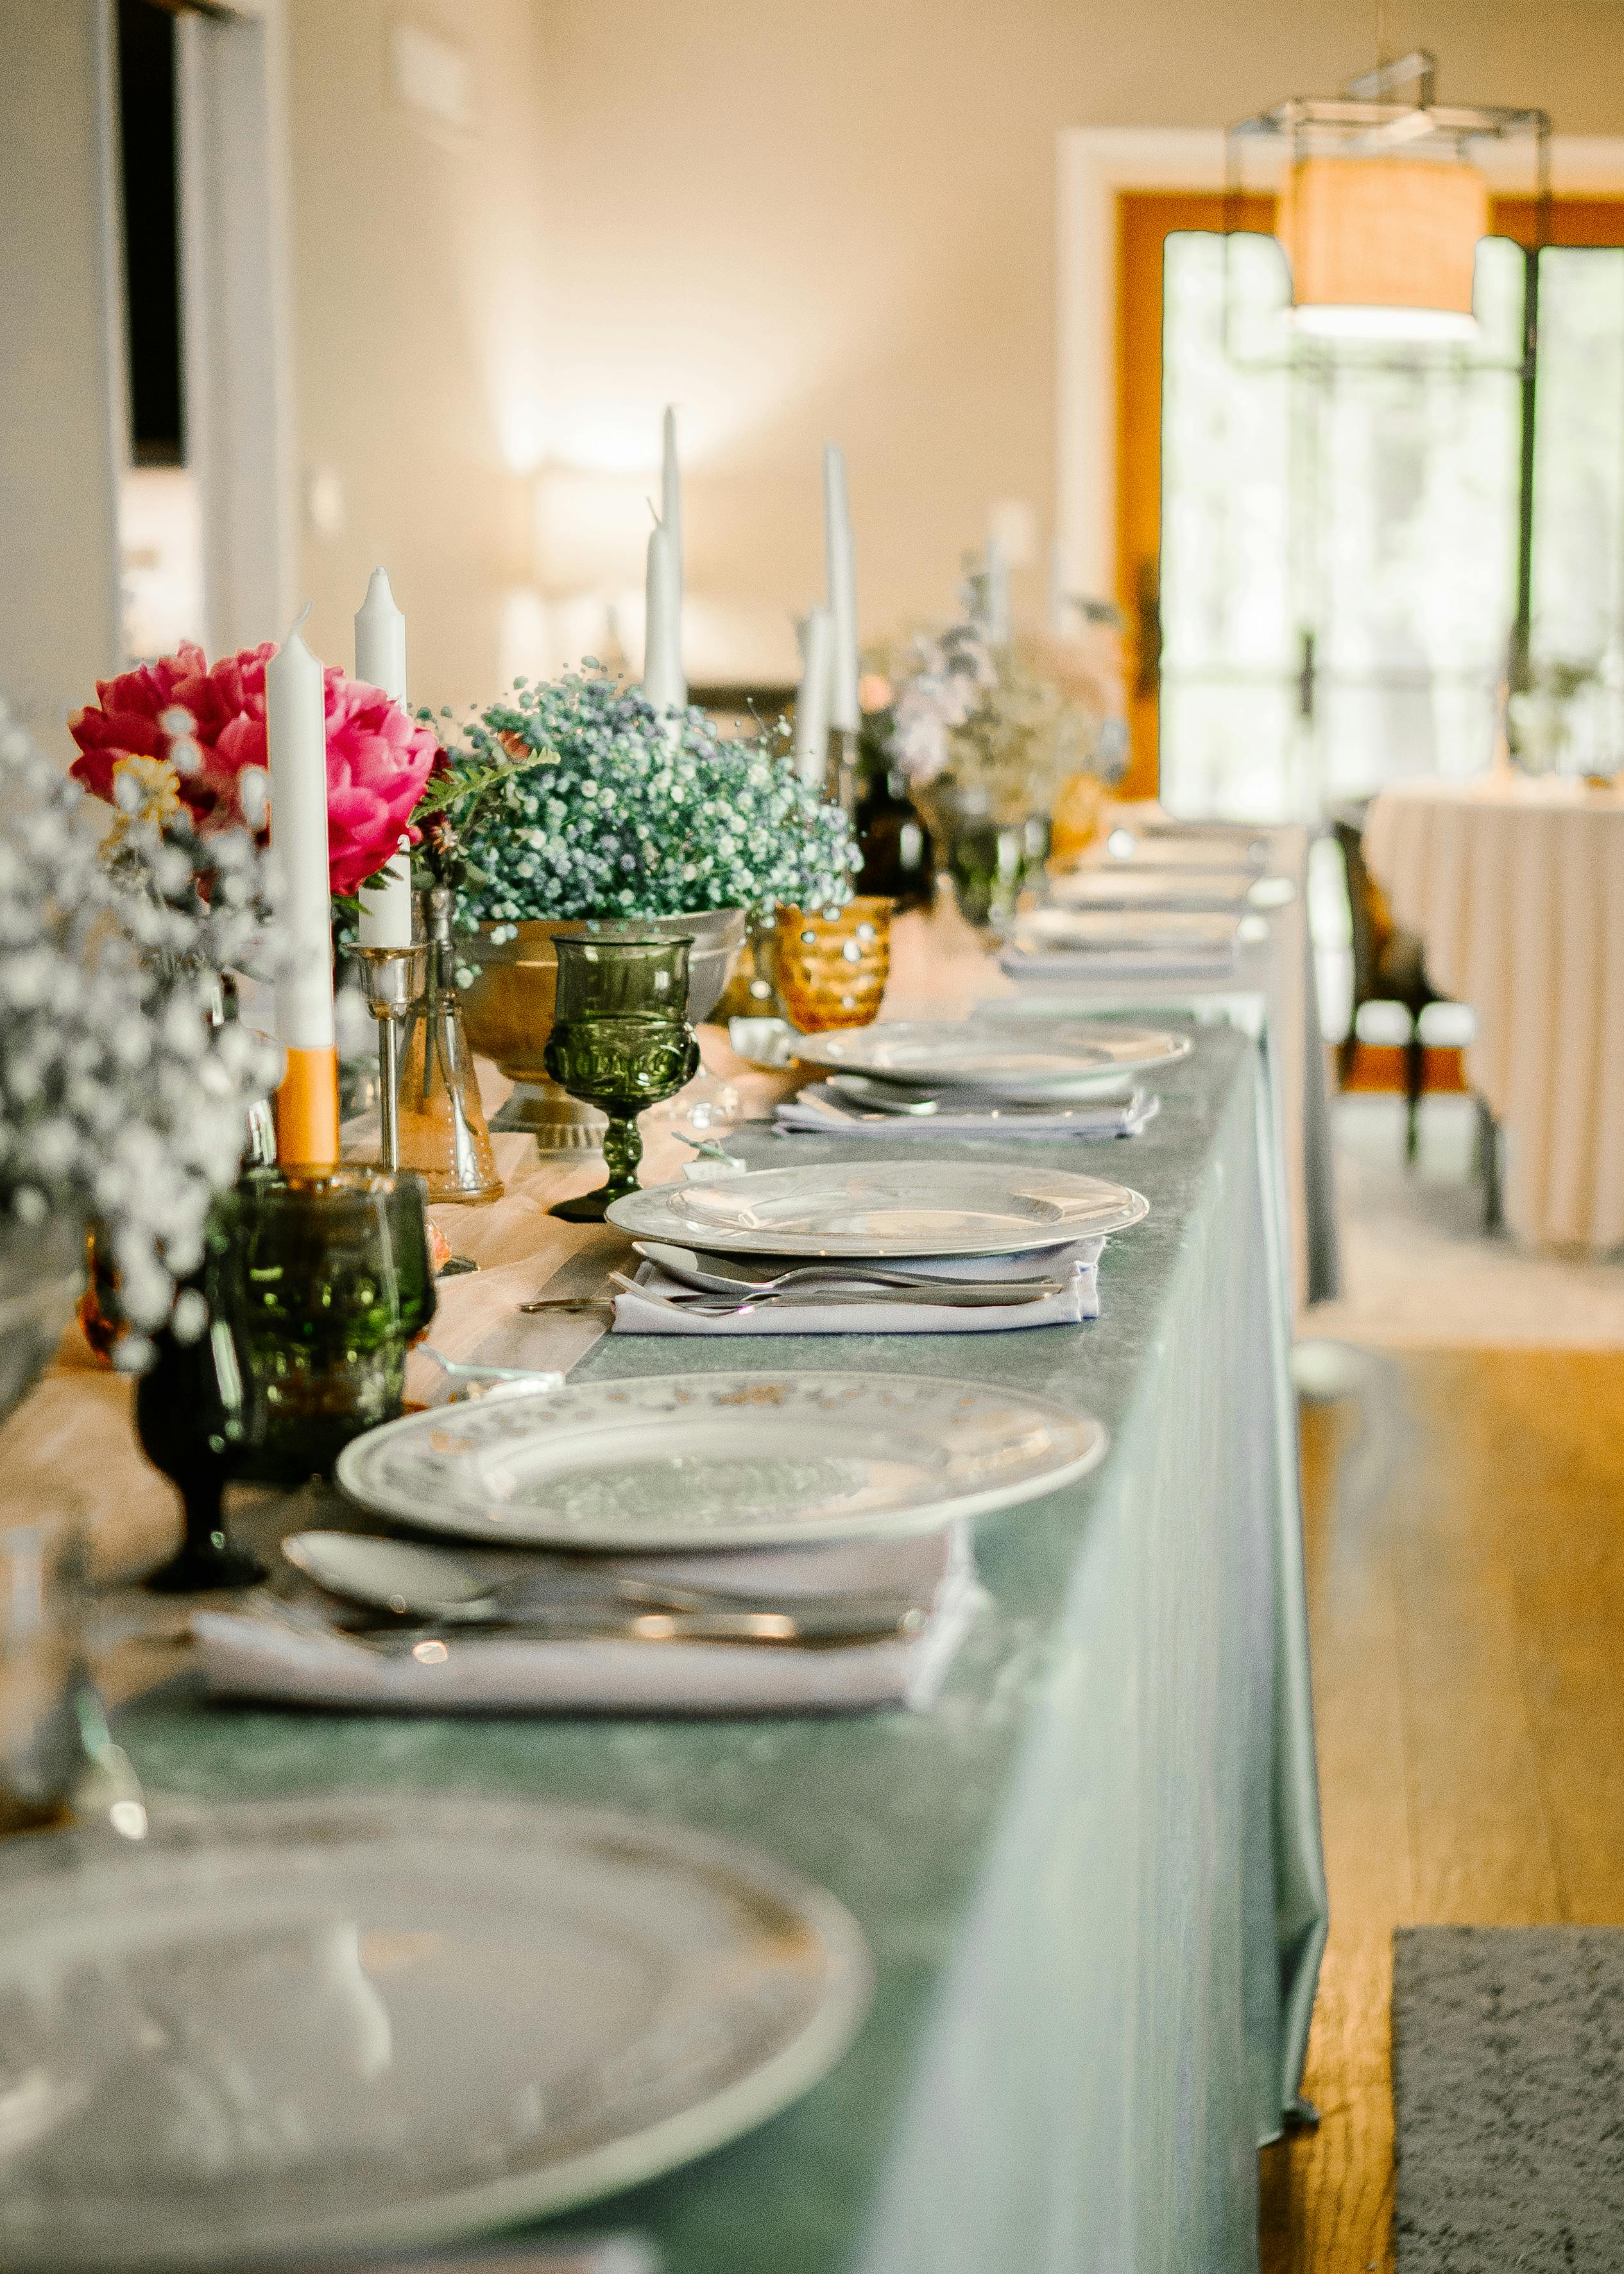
[192,1531,982,1716]
[608,1239,1106,1336]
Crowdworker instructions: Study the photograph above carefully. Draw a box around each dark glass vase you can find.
[854,765,934,911]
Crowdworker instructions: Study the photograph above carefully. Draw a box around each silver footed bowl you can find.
[454,910,746,1149]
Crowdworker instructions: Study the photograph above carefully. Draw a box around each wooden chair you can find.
[1333,807,1442,1161]
[1331,805,1502,1225]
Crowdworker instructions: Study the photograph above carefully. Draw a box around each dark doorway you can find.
[117,0,184,465]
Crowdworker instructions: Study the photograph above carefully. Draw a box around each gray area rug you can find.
[1394,1926,1624,2271]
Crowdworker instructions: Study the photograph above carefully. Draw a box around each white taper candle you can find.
[266,608,335,1051]
[354,567,413,948]
[1047,537,1071,636]
[984,537,1012,645]
[823,443,860,733]
[660,406,687,705]
[642,522,684,712]
[792,607,834,789]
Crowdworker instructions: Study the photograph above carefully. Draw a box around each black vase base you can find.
[142,1540,269,1594]
[547,1186,623,1225]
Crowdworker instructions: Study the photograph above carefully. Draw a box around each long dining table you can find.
[5,917,1333,2274]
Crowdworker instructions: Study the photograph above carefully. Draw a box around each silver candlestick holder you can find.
[347,944,428,1171]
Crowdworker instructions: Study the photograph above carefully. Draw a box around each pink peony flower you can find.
[69,641,440,897]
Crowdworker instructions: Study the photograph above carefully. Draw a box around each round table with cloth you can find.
[1364,773,1624,1251]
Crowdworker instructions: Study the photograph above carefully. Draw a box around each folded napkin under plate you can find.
[193,1530,980,1716]
[609,1237,1104,1336]
[772,1083,1158,1143]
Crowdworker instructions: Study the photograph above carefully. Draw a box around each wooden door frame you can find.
[1055,129,1624,799]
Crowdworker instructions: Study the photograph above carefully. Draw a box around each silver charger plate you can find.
[336,1371,1109,1549]
[783,1020,1190,1097]
[0,1795,873,2270]
[606,1159,1150,1256]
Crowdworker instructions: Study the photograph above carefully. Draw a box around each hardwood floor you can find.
[1259,1348,1624,2272]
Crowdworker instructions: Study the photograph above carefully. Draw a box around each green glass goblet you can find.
[226,1165,438,1485]
[544,935,700,1224]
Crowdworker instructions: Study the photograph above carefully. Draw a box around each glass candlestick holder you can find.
[825,724,859,818]
[543,936,699,1224]
[347,943,428,1172]
[396,887,504,1204]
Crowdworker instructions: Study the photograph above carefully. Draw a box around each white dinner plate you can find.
[1097,828,1270,871]
[785,1019,1190,1095]
[1049,867,1263,911]
[1015,907,1244,954]
[0,1795,872,2270]
[606,1159,1150,1256]
[336,1371,1110,1549]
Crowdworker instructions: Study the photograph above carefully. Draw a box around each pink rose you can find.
[69,641,439,897]
[321,671,439,895]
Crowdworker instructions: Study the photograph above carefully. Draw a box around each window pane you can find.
[1528,247,1624,771]
[1158,231,1525,817]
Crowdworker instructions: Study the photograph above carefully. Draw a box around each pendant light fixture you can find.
[1229,49,1548,350]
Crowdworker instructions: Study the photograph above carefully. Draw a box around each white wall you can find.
[526,0,1624,674]
[286,0,551,710]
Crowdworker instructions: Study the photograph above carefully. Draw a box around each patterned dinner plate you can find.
[610,1155,1150,1264]
[0,1795,872,2268]
[336,1371,1109,1549]
[605,1158,1150,1256]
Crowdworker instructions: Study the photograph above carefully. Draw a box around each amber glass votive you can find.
[773,898,892,1032]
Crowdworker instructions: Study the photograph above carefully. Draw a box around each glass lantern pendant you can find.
[1228,49,1549,353]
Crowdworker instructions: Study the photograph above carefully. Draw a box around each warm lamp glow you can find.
[1278,153,1488,332]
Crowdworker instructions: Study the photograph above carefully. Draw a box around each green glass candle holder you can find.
[227,1165,438,1483]
[543,935,699,1224]
[137,1196,267,1593]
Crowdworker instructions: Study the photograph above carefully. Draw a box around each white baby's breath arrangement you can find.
[438,671,860,937]
[0,699,280,1364]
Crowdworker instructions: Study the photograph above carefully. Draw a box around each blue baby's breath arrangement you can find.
[441,672,859,928]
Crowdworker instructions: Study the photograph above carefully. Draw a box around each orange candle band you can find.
[273,1045,341,1169]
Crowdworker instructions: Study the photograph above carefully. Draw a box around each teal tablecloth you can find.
[117,1024,1328,2274]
